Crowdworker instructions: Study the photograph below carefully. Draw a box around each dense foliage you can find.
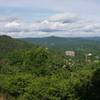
[0,35,100,100]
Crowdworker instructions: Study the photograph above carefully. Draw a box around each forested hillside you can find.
[22,36,100,54]
[0,35,100,100]
[0,35,36,57]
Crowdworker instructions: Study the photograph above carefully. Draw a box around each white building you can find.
[65,51,75,57]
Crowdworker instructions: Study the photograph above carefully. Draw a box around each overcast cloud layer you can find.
[0,0,100,37]
[0,13,100,38]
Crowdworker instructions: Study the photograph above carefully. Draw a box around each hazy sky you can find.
[0,0,100,21]
[0,0,100,37]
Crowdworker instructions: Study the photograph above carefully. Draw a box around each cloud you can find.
[5,21,20,28]
[0,13,100,38]
[48,13,79,23]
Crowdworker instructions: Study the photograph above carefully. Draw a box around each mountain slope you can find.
[0,35,35,57]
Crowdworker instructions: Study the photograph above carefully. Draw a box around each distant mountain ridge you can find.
[21,36,100,53]
[21,36,100,42]
[0,35,100,54]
